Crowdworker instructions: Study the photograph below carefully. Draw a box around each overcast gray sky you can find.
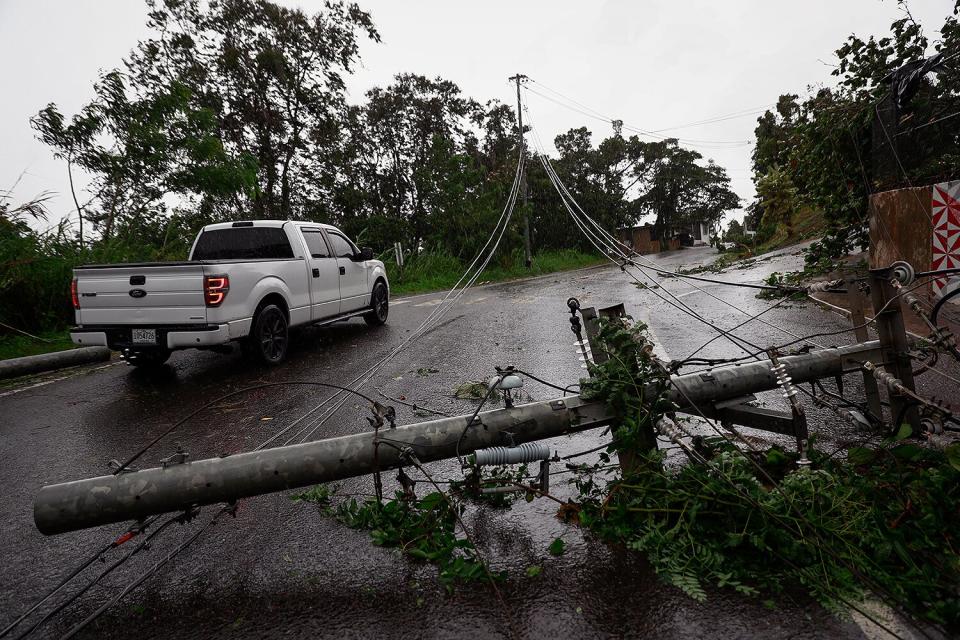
[0,0,954,231]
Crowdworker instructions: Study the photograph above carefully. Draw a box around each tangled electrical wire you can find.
[518,90,960,636]
[6,146,530,639]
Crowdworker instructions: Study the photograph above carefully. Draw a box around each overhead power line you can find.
[647,105,776,132]
[253,143,528,449]
[524,85,752,148]
[524,78,755,148]
[522,100,825,358]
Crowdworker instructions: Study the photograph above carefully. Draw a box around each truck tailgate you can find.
[75,263,208,325]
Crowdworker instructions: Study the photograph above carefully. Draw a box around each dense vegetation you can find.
[746,1,959,269]
[2,0,739,346]
[578,318,960,631]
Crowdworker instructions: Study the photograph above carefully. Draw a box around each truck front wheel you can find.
[245,303,289,365]
[363,281,389,326]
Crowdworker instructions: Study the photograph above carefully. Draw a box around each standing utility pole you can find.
[509,73,532,269]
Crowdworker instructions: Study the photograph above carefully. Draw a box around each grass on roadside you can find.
[0,330,75,361]
[386,249,606,296]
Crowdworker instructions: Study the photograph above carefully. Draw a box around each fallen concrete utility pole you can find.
[0,346,110,380]
[35,340,880,535]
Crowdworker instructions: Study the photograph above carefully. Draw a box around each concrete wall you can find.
[868,184,932,272]
[869,180,959,300]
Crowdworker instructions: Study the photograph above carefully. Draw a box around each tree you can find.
[755,167,799,240]
[328,74,530,260]
[0,192,77,330]
[689,160,740,229]
[634,139,738,248]
[127,0,380,220]
[752,94,798,177]
[352,74,484,253]
[751,1,960,267]
[526,129,739,253]
[31,0,746,263]
[33,0,381,252]
[724,219,744,241]
[33,72,257,256]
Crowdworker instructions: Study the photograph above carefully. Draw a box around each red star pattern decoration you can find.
[931,181,960,298]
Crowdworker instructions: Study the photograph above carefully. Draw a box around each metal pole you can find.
[848,282,884,422]
[868,268,920,431]
[509,73,532,269]
[34,341,880,535]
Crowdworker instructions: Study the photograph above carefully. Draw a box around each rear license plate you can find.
[131,328,157,344]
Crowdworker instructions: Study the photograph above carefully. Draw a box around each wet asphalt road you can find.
[2,244,947,639]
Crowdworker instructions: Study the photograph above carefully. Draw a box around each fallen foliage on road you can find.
[292,316,960,634]
[579,318,960,632]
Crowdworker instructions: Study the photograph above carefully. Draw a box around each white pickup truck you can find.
[69,220,389,366]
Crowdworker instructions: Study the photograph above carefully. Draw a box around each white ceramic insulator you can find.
[474,443,550,466]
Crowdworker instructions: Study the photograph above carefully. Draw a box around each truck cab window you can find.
[302,229,331,258]
[192,228,294,260]
[327,232,358,259]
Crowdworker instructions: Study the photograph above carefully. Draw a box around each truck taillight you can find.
[204,275,229,307]
[70,278,80,310]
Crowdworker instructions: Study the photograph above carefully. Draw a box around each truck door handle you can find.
[312,268,320,278]
[339,266,345,275]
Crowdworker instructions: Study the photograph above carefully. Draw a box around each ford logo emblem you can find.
[129,289,147,298]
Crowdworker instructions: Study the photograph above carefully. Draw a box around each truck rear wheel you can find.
[363,281,389,326]
[246,303,289,365]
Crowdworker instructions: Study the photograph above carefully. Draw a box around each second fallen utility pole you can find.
[510,73,532,269]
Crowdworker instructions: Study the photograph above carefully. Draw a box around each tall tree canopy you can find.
[33,0,380,251]
[30,0,740,263]
[529,131,739,251]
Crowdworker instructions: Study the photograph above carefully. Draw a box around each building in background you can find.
[618,219,712,254]
[688,220,713,246]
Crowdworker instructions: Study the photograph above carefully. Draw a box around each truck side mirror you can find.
[355,247,374,261]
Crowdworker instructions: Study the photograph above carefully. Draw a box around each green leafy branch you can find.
[574,319,960,632]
